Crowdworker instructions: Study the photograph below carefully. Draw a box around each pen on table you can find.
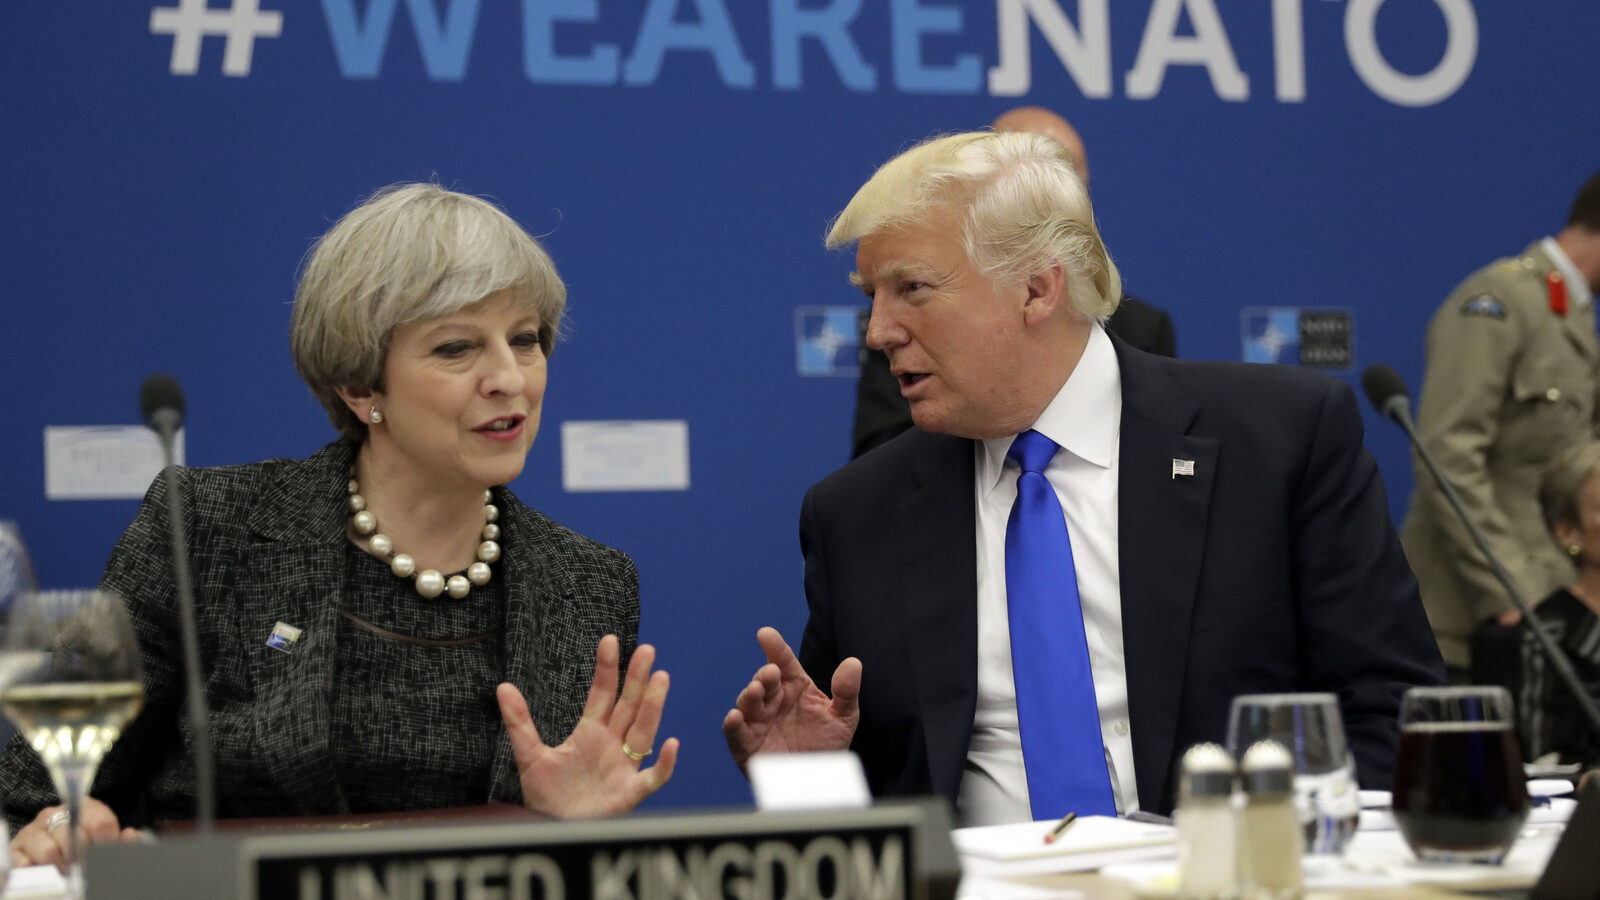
[1043,812,1077,844]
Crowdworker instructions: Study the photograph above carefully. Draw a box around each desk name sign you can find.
[85,802,958,900]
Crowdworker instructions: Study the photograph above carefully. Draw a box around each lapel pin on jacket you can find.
[1172,459,1195,479]
[266,621,303,653]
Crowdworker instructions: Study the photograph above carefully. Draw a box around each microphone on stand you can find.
[139,374,216,831]
[1362,364,1600,745]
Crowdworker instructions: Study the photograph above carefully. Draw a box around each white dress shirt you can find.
[1543,236,1594,310]
[955,324,1139,825]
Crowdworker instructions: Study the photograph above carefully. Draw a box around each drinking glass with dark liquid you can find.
[1392,685,1530,865]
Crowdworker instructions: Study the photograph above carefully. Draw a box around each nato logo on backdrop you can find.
[1241,307,1355,371]
[795,307,863,377]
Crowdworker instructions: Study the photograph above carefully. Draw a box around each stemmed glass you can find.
[1227,692,1361,854]
[0,589,144,898]
[0,520,38,894]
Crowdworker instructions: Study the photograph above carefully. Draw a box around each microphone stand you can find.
[1383,395,1600,746]
[148,413,217,832]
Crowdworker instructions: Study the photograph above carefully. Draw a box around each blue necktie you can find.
[1005,429,1116,818]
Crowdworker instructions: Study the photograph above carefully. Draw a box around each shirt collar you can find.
[978,324,1123,495]
[1542,236,1593,309]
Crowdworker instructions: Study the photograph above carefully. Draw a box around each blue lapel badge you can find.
[266,621,303,653]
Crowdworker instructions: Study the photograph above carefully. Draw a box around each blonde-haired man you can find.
[726,131,1442,821]
[850,106,1174,458]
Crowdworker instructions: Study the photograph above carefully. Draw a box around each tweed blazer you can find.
[0,440,639,830]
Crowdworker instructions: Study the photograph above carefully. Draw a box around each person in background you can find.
[3,184,678,868]
[1401,170,1600,677]
[1519,441,1600,767]
[725,131,1442,822]
[850,106,1176,459]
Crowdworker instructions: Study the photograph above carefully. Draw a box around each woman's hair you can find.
[825,130,1121,321]
[290,183,565,440]
[1539,441,1600,532]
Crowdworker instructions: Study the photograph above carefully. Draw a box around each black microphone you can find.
[138,374,215,831]
[139,373,185,436]
[1361,364,1410,425]
[1362,365,1600,745]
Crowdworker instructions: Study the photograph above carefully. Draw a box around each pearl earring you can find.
[369,408,384,424]
[1568,543,1582,558]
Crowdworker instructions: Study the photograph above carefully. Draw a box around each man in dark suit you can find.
[851,107,1176,458]
[725,130,1443,822]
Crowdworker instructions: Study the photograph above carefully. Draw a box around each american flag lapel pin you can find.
[1172,458,1195,479]
[266,621,303,653]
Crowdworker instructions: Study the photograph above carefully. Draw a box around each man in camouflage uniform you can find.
[1402,170,1600,673]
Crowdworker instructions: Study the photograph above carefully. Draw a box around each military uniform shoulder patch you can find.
[1460,294,1508,319]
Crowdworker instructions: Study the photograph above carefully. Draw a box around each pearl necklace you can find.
[347,477,502,600]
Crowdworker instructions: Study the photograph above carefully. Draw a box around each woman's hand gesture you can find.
[498,634,678,818]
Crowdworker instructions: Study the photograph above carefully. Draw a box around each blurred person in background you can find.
[3,184,677,868]
[1519,441,1600,767]
[1401,170,1600,677]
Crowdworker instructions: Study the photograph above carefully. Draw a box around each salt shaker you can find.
[1177,742,1237,899]
[1238,740,1303,899]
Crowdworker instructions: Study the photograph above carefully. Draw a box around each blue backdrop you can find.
[5,0,1599,811]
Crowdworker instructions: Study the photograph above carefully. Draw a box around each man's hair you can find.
[290,183,566,440]
[1567,169,1600,232]
[825,130,1121,321]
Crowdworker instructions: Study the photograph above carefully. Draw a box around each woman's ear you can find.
[1553,520,1582,554]
[335,385,377,423]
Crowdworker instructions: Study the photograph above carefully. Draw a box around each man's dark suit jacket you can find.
[800,338,1445,816]
[0,440,639,830]
[852,296,1177,459]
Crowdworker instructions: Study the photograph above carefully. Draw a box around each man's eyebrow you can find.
[851,261,920,288]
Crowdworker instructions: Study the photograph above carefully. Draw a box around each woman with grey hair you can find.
[3,184,677,867]
[1521,441,1600,767]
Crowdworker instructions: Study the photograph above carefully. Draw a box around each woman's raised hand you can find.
[498,634,678,818]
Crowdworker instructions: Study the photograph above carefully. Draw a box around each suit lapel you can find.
[1113,343,1217,810]
[897,433,980,801]
[241,442,354,815]
[487,500,567,803]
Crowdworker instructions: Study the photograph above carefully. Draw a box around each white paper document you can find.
[953,816,1176,874]
[561,420,689,492]
[43,426,182,500]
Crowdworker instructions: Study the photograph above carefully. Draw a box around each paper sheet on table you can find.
[953,816,1176,873]
[1359,796,1575,832]
[3,865,66,899]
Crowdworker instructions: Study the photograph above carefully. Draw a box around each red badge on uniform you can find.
[1548,270,1569,316]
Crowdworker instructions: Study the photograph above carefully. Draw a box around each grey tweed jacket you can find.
[0,440,639,830]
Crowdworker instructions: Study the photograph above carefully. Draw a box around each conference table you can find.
[955,816,1570,899]
[0,796,1576,899]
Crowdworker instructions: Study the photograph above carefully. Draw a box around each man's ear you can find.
[1021,263,1067,326]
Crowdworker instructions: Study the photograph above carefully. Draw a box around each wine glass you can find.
[1227,692,1361,854]
[0,521,38,894]
[1392,685,1529,865]
[0,589,144,898]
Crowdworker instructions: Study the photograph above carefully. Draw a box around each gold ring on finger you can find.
[621,741,651,761]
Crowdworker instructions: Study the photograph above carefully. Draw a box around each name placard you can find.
[86,801,958,900]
